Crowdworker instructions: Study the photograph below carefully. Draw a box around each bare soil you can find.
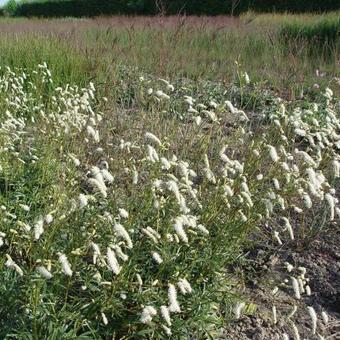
[226,223,340,339]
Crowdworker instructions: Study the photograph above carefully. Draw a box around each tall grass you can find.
[0,13,339,99]
[279,14,340,54]
[0,35,92,86]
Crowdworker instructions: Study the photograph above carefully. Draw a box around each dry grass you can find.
[0,13,338,99]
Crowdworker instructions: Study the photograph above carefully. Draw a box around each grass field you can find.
[0,13,339,97]
[0,11,339,339]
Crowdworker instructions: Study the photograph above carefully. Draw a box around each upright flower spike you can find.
[45,214,53,224]
[5,254,23,276]
[332,160,339,178]
[225,100,236,114]
[273,231,282,246]
[145,132,162,147]
[146,145,159,162]
[282,217,294,240]
[173,217,188,243]
[325,193,335,221]
[19,204,30,212]
[88,178,107,198]
[132,169,139,185]
[291,321,301,340]
[272,305,277,324]
[58,254,73,277]
[267,145,279,162]
[168,284,181,313]
[160,306,171,326]
[140,306,157,324]
[78,193,88,208]
[113,222,133,249]
[113,245,129,262]
[101,312,108,325]
[118,208,129,219]
[106,247,121,275]
[34,218,44,240]
[162,325,172,336]
[234,302,245,319]
[291,277,300,299]
[321,311,329,324]
[155,90,170,100]
[306,306,317,334]
[136,274,143,287]
[177,278,193,295]
[142,228,159,243]
[36,266,53,279]
[91,242,101,265]
[243,72,250,84]
[203,154,216,184]
[152,252,163,264]
[86,125,100,142]
[101,168,114,183]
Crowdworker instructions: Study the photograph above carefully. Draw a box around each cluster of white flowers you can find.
[0,66,338,338]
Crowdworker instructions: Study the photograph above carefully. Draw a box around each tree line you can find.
[3,0,340,17]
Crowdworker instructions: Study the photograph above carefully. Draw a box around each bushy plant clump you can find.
[0,64,338,338]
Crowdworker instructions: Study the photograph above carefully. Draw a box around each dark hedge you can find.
[11,0,340,18]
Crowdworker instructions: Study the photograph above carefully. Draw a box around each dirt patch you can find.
[226,223,340,339]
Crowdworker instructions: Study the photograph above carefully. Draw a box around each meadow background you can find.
[0,12,339,98]
[0,0,339,339]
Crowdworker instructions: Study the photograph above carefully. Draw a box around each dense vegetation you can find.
[0,11,339,339]
[0,13,338,98]
[3,0,340,17]
[279,15,340,46]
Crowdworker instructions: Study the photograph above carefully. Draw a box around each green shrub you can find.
[3,0,18,15]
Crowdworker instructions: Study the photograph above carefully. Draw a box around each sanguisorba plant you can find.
[0,64,338,338]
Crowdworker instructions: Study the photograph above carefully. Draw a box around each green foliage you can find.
[3,0,18,15]
[247,0,340,13]
[9,0,340,17]
[279,15,340,45]
[279,15,340,58]
[0,35,92,86]
[13,0,128,17]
